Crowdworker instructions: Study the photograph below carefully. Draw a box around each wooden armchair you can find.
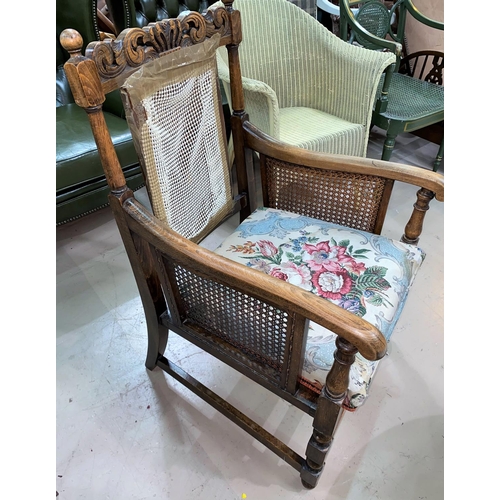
[60,0,444,489]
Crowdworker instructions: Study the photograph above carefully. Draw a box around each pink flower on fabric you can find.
[304,241,366,276]
[270,268,288,281]
[329,245,352,263]
[269,263,313,291]
[303,241,334,271]
[311,265,352,300]
[279,262,313,291]
[257,240,279,258]
[341,258,367,275]
[304,241,331,255]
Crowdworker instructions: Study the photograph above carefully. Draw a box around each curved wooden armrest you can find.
[243,121,444,201]
[123,197,387,362]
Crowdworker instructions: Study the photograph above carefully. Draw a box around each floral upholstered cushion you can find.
[214,207,425,410]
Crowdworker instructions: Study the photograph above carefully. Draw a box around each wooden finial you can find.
[60,29,84,57]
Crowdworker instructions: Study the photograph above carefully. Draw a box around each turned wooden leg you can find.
[381,133,396,161]
[401,188,435,245]
[300,337,357,489]
[433,138,444,172]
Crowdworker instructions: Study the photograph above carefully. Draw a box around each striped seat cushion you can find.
[279,107,366,157]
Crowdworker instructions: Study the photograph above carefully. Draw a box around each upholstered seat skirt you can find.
[279,107,366,156]
[214,207,425,410]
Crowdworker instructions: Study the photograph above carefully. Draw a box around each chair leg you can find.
[300,337,357,489]
[381,133,397,161]
[433,138,444,172]
[300,393,344,488]
[145,323,168,370]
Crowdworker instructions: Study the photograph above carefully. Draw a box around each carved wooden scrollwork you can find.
[424,55,444,85]
[399,51,444,86]
[204,4,231,38]
[86,7,231,80]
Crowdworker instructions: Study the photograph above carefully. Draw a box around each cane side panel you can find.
[262,156,388,233]
[174,265,290,377]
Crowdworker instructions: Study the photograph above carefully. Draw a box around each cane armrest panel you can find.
[243,121,444,201]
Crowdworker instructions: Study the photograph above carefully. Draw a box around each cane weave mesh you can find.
[376,73,444,121]
[263,156,387,233]
[174,266,289,374]
[353,1,391,49]
[122,37,233,242]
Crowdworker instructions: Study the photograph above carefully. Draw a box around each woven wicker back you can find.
[231,0,324,110]
[351,1,391,49]
[121,36,233,242]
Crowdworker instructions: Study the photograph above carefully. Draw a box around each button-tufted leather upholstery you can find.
[107,1,219,31]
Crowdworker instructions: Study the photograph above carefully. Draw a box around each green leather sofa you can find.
[108,1,215,30]
[56,0,217,225]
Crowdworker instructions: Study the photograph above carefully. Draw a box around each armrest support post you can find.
[402,188,435,245]
[375,62,395,115]
[300,336,356,488]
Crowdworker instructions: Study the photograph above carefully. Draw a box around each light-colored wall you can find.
[405,0,444,54]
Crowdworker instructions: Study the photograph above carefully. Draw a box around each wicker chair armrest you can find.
[123,196,387,361]
[217,50,280,138]
[311,34,396,129]
[239,80,280,139]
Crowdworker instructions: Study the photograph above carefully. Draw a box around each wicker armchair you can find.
[215,0,395,158]
[60,0,444,489]
[337,0,444,170]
